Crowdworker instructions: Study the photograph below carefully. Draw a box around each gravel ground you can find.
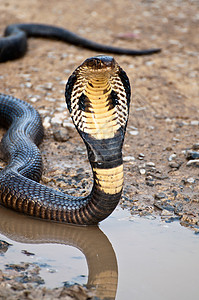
[0,0,199,298]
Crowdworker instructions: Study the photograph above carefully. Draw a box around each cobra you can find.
[0,55,130,225]
[0,23,161,62]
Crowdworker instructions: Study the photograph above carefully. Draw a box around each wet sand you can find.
[0,0,199,298]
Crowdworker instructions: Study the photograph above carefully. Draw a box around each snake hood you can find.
[65,55,130,166]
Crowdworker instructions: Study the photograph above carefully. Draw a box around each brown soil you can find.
[0,0,199,298]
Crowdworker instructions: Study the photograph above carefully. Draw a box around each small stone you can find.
[154,193,167,200]
[186,177,195,184]
[25,82,32,88]
[53,127,70,142]
[169,161,181,168]
[146,162,155,167]
[29,97,38,103]
[168,153,176,161]
[21,250,35,256]
[145,60,154,66]
[187,159,199,167]
[139,168,146,175]
[165,118,172,123]
[186,150,199,160]
[138,153,145,160]
[129,130,139,136]
[43,116,51,129]
[45,97,56,102]
[63,120,75,129]
[123,156,135,162]
[44,82,53,90]
[190,120,199,126]
[51,113,64,126]
[192,143,199,150]
[47,268,57,273]
[161,209,174,217]
[0,240,12,253]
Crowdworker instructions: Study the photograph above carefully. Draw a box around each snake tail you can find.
[0,23,161,62]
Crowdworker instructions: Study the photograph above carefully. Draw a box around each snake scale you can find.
[0,23,159,225]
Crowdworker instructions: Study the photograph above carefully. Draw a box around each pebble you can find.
[146,162,155,167]
[43,116,51,129]
[186,150,199,160]
[186,159,199,167]
[25,82,32,88]
[154,200,175,212]
[29,96,39,103]
[168,153,176,161]
[161,209,174,217]
[53,127,70,142]
[0,240,12,252]
[51,113,65,126]
[43,82,53,91]
[186,177,195,184]
[145,61,154,66]
[154,192,167,200]
[45,97,56,102]
[138,153,145,160]
[129,130,139,136]
[63,120,75,129]
[192,143,199,150]
[139,168,146,175]
[123,156,135,162]
[169,161,181,168]
[190,120,199,126]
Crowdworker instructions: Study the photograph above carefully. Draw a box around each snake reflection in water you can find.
[0,205,118,300]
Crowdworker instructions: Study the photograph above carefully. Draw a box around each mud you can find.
[0,0,199,298]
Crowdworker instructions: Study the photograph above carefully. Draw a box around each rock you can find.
[25,82,32,88]
[168,161,181,169]
[43,116,51,129]
[154,192,167,200]
[129,130,139,136]
[123,156,135,162]
[139,168,146,175]
[161,209,179,222]
[154,200,175,211]
[168,153,176,161]
[186,150,199,160]
[138,153,145,160]
[186,159,199,167]
[192,143,199,150]
[0,240,12,253]
[53,127,70,142]
[146,162,155,167]
[51,113,65,126]
[186,177,195,184]
[190,120,199,126]
[21,250,35,256]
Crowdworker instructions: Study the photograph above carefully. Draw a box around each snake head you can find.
[82,55,116,72]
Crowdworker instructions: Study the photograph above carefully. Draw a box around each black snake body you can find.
[0,22,160,225]
[0,23,161,62]
[0,55,130,225]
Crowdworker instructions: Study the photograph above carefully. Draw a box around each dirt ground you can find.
[0,0,199,298]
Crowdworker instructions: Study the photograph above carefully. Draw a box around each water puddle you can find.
[0,205,198,300]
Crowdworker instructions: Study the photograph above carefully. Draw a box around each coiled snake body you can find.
[0,55,130,225]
